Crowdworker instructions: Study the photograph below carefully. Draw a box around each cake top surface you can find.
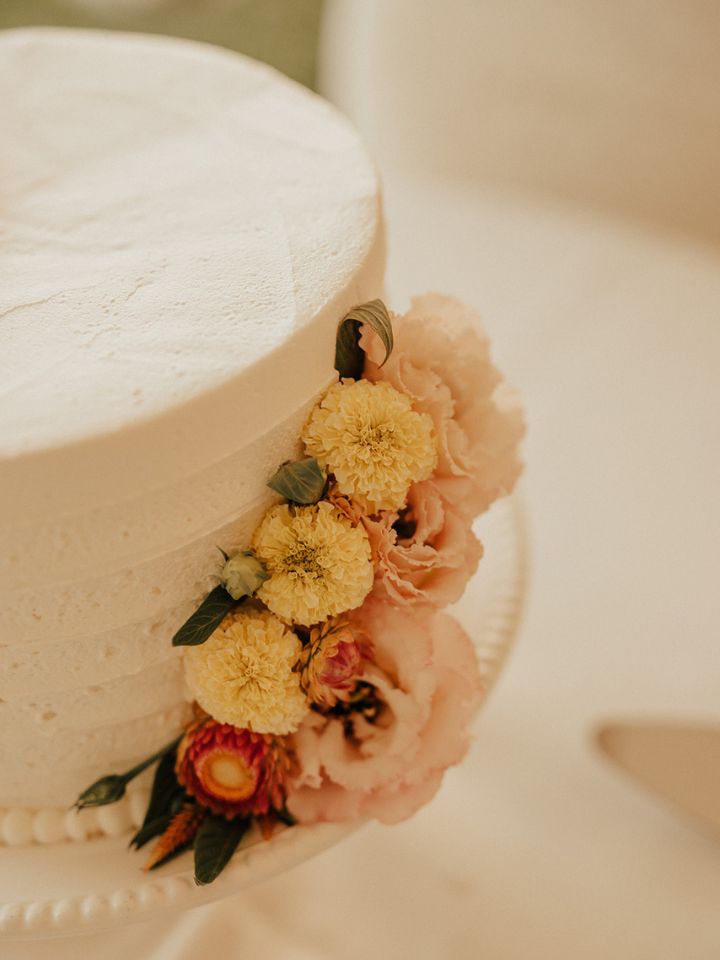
[0,29,381,486]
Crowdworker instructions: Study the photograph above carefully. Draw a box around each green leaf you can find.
[221,551,268,600]
[193,814,250,886]
[171,585,237,647]
[129,812,174,851]
[334,299,394,379]
[275,808,297,827]
[268,457,327,505]
[135,749,184,839]
[133,794,195,852]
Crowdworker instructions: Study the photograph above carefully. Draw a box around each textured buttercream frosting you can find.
[0,28,383,813]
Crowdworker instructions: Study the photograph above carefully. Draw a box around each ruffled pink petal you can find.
[287,778,366,823]
[361,293,524,521]
[360,770,445,825]
[286,604,484,826]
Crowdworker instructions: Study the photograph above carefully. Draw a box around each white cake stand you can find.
[0,494,527,955]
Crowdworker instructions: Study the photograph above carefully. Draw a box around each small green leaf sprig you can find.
[171,586,237,648]
[171,553,267,648]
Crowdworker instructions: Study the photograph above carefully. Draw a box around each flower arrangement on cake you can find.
[74,296,524,885]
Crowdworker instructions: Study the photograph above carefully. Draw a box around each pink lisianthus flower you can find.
[331,482,482,608]
[361,293,524,520]
[285,599,483,825]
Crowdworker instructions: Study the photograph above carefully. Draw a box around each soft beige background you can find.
[323,0,720,247]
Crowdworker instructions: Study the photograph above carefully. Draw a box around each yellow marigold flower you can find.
[183,607,307,735]
[302,379,437,514]
[252,501,373,626]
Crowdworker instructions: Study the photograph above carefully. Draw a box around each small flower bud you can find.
[74,774,127,810]
[221,552,268,601]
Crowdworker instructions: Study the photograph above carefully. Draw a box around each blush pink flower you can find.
[331,482,482,608]
[285,599,483,825]
[361,293,524,520]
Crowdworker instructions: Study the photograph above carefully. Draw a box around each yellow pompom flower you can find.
[252,501,373,626]
[183,607,308,735]
[301,379,437,514]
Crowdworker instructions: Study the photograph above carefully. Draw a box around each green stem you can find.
[120,734,182,785]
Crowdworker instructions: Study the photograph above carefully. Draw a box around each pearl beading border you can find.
[0,786,150,847]
[0,820,360,941]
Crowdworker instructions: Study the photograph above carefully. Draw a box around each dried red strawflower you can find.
[176,721,290,819]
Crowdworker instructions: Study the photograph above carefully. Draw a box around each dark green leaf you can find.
[275,808,297,827]
[138,749,183,833]
[131,794,190,850]
[74,774,127,810]
[171,585,237,647]
[129,812,174,850]
[334,299,394,379]
[268,457,327,505]
[193,815,250,886]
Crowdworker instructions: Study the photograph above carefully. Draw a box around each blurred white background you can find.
[4,2,720,957]
[322,0,720,244]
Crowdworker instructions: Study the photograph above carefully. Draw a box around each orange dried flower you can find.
[144,803,204,871]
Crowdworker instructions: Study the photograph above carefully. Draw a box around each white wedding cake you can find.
[0,27,383,842]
